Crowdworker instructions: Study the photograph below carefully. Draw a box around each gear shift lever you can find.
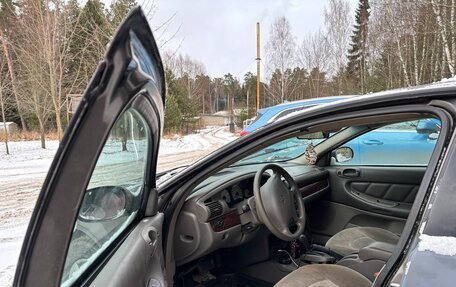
[298,234,342,263]
[298,234,312,253]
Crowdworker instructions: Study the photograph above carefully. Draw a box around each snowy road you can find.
[0,126,237,286]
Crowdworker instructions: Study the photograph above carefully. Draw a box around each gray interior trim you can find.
[89,214,165,287]
[326,166,425,219]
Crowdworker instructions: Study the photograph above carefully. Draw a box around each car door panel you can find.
[309,200,406,244]
[309,166,424,242]
[328,166,425,217]
[89,213,165,287]
[14,8,166,287]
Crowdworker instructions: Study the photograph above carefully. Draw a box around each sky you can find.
[149,0,358,79]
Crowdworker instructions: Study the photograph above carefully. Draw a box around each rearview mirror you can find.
[333,147,353,163]
[297,131,329,140]
[78,186,128,221]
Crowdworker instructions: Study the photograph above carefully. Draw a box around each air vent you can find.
[206,201,223,219]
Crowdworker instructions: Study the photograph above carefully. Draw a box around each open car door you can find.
[14,7,167,287]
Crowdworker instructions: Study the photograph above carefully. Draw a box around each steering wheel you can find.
[253,164,306,241]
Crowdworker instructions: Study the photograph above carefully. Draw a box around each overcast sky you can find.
[149,0,358,79]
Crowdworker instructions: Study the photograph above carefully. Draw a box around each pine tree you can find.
[77,0,109,87]
[346,0,370,94]
[109,0,137,28]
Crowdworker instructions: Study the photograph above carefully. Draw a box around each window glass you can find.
[333,118,440,166]
[61,109,149,286]
[233,136,326,166]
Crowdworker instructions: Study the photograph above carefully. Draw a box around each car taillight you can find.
[240,130,249,136]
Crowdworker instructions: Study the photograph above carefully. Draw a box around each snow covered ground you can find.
[0,126,237,286]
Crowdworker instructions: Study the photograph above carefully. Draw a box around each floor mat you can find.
[204,273,273,287]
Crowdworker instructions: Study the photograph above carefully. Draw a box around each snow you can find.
[418,234,456,256]
[158,127,236,156]
[0,126,237,286]
[0,141,60,181]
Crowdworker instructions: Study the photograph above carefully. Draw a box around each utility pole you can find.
[256,22,261,111]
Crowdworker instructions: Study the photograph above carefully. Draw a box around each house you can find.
[0,122,18,134]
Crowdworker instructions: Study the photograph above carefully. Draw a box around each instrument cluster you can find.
[220,178,254,207]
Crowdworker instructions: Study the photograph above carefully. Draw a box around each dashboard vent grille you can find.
[206,201,223,219]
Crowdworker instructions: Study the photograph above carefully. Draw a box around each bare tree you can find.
[265,16,297,103]
[15,0,59,148]
[324,0,351,94]
[298,30,331,97]
[431,0,456,76]
[0,56,11,154]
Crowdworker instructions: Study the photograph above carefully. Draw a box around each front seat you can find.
[275,264,371,287]
[325,226,400,256]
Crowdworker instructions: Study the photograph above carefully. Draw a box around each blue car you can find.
[240,101,441,166]
[240,96,349,136]
[340,118,441,166]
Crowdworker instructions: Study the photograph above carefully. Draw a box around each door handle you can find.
[141,226,159,249]
[337,168,360,178]
[363,139,383,145]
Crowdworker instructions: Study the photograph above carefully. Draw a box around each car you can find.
[13,7,456,287]
[242,99,441,166]
[239,96,349,136]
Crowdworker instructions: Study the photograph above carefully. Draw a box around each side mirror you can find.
[416,119,440,135]
[78,186,129,221]
[333,147,353,163]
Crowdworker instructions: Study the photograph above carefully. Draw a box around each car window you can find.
[61,108,150,286]
[333,118,440,166]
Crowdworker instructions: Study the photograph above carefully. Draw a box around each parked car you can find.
[242,100,441,166]
[339,118,441,166]
[239,96,349,136]
[14,7,456,287]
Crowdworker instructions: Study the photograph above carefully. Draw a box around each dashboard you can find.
[210,176,268,208]
[174,163,330,266]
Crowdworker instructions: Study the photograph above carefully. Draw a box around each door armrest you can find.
[358,242,395,262]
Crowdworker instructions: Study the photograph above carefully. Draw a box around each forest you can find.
[0,0,456,148]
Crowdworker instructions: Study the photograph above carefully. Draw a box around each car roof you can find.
[257,95,352,114]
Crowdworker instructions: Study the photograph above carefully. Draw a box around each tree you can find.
[324,0,352,94]
[430,0,456,77]
[265,16,297,103]
[347,0,370,94]
[222,73,241,111]
[242,72,260,117]
[0,0,28,131]
[109,0,137,27]
[194,74,211,114]
[164,69,197,134]
[299,30,331,98]
[77,0,110,88]
[0,54,10,154]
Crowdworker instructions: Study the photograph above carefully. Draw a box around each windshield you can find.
[233,136,326,165]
